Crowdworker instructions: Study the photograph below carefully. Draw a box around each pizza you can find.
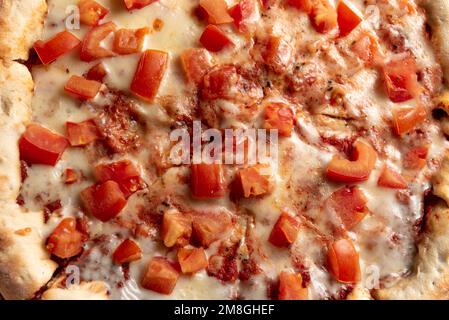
[2,0,449,300]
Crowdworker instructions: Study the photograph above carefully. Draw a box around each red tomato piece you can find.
[160,211,192,248]
[337,1,362,37]
[327,238,360,283]
[78,0,109,26]
[112,239,142,264]
[392,105,427,135]
[326,140,377,183]
[34,31,81,65]
[141,257,179,294]
[177,247,208,274]
[181,48,213,86]
[64,75,102,100]
[278,272,308,300]
[263,103,294,137]
[268,212,300,248]
[404,146,428,170]
[377,166,407,189]
[85,63,107,82]
[287,0,312,13]
[310,0,338,34]
[201,65,238,100]
[382,56,420,103]
[64,168,80,184]
[199,0,234,24]
[352,32,381,65]
[328,186,368,229]
[263,36,293,74]
[190,163,225,199]
[47,217,85,259]
[124,0,158,10]
[113,27,149,55]
[66,119,100,146]
[19,124,68,166]
[231,165,271,198]
[192,213,232,247]
[80,22,117,62]
[199,25,234,52]
[80,180,127,222]
[130,49,168,101]
[229,0,255,32]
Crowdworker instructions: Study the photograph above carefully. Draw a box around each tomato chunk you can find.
[64,168,80,184]
[231,165,271,198]
[328,186,368,229]
[192,213,232,247]
[113,28,149,55]
[191,163,225,199]
[229,0,255,32]
[66,119,100,146]
[34,31,81,65]
[278,272,308,300]
[130,49,168,101]
[382,56,420,103]
[160,211,192,248]
[326,140,377,183]
[113,239,142,264]
[19,124,68,166]
[80,180,127,222]
[177,247,208,274]
[181,48,212,86]
[327,238,360,283]
[352,32,381,65]
[377,166,407,189]
[404,146,428,170]
[287,0,312,13]
[200,25,234,52]
[337,1,362,37]
[47,217,85,259]
[80,22,117,62]
[85,63,107,82]
[200,0,233,24]
[269,212,300,248]
[64,75,102,100]
[124,0,158,10]
[78,0,109,26]
[310,0,338,34]
[263,103,294,137]
[141,257,179,295]
[392,105,426,135]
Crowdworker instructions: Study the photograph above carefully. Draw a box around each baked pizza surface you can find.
[2,0,449,300]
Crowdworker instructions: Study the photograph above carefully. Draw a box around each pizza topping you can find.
[404,146,428,170]
[64,168,80,185]
[181,48,213,86]
[190,163,225,199]
[46,217,86,259]
[269,212,300,248]
[113,28,149,55]
[19,124,68,166]
[377,166,408,189]
[382,55,420,103]
[141,257,179,295]
[130,49,168,101]
[34,31,81,65]
[287,0,313,13]
[309,0,338,34]
[328,186,368,230]
[327,238,360,284]
[199,0,234,25]
[263,103,295,137]
[352,32,381,65]
[80,22,117,62]
[326,140,377,183]
[200,25,234,52]
[229,0,255,32]
[112,239,142,264]
[66,119,101,146]
[263,36,293,74]
[337,1,362,37]
[231,165,271,199]
[191,212,232,247]
[392,105,427,135]
[85,63,107,82]
[177,247,208,274]
[124,0,158,11]
[78,0,109,26]
[160,211,192,248]
[278,271,308,300]
[64,75,102,100]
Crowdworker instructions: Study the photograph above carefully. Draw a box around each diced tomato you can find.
[94,160,146,198]
[287,0,312,13]
[177,247,208,274]
[124,0,158,10]
[34,31,81,65]
[190,163,225,199]
[231,166,271,198]
[263,103,294,137]
[80,22,117,62]
[80,180,127,222]
[327,238,360,283]
[160,211,192,248]
[64,168,80,184]
[181,48,213,86]
[263,36,293,74]
[404,146,428,170]
[229,0,255,32]
[46,217,85,259]
[268,212,300,248]
[192,213,232,247]
[201,65,238,100]
[141,257,179,295]
[200,0,234,24]
[78,0,109,26]
[352,32,381,65]
[64,75,101,100]
[85,63,107,82]
[377,166,407,189]
[66,119,100,146]
[382,56,420,103]
[19,124,68,166]
[326,140,377,183]
[112,239,142,264]
[337,1,362,37]
[328,186,368,229]
[199,25,234,52]
[392,105,426,135]
[278,272,308,300]
[310,0,338,34]
[130,49,168,101]
[113,28,149,55]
